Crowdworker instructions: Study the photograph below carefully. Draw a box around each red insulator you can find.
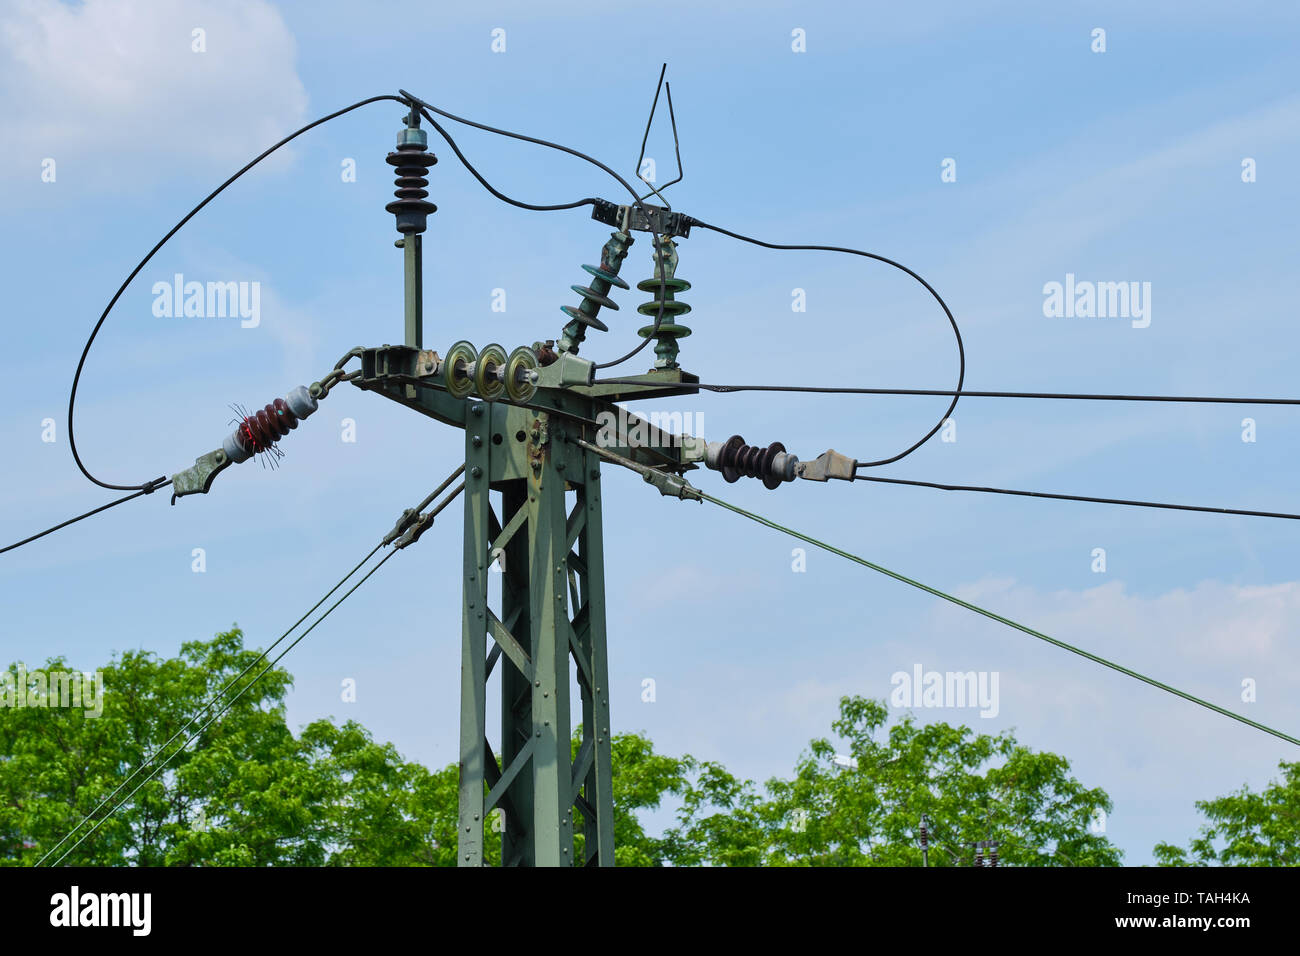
[238,398,298,454]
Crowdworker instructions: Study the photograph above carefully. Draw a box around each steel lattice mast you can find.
[357,107,705,866]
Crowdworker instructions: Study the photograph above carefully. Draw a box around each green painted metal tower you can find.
[355,109,698,866]
[457,401,614,865]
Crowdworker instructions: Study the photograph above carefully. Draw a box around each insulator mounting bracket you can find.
[590,199,693,239]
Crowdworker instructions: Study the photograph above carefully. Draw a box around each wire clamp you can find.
[395,511,437,549]
[642,468,702,501]
[590,199,694,238]
[383,506,422,547]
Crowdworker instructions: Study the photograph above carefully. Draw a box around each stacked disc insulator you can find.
[636,236,692,369]
[385,126,438,235]
[558,231,635,354]
[706,435,799,489]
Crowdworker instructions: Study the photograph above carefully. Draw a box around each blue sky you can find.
[2,0,1299,865]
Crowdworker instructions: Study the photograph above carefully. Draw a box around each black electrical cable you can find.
[855,474,1300,521]
[404,90,647,204]
[590,279,669,369]
[856,387,1300,405]
[593,378,1300,407]
[69,89,657,494]
[582,438,1300,746]
[69,94,408,492]
[0,482,171,556]
[412,100,669,367]
[686,218,965,469]
[411,106,596,213]
[593,314,660,370]
[403,92,671,372]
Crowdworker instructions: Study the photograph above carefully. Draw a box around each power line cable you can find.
[592,66,682,370]
[691,487,1300,748]
[854,474,1300,521]
[69,89,654,493]
[36,474,463,866]
[44,548,399,867]
[33,538,383,865]
[0,482,171,556]
[401,92,671,372]
[409,105,596,213]
[577,435,1294,744]
[404,91,647,206]
[591,376,1300,519]
[576,429,1300,750]
[685,218,965,468]
[69,94,408,493]
[593,378,1300,407]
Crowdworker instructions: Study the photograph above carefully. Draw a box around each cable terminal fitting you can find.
[797,449,858,482]
[170,449,231,503]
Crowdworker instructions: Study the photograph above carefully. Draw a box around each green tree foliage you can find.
[663,696,1121,866]
[1,628,310,865]
[0,628,461,866]
[1,633,1122,866]
[0,629,689,866]
[587,732,690,867]
[1153,762,1300,866]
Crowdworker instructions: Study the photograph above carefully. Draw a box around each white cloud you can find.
[942,575,1300,672]
[0,0,307,186]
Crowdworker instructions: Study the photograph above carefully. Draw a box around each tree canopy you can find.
[0,628,1159,866]
[661,695,1119,866]
[1153,761,1300,866]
